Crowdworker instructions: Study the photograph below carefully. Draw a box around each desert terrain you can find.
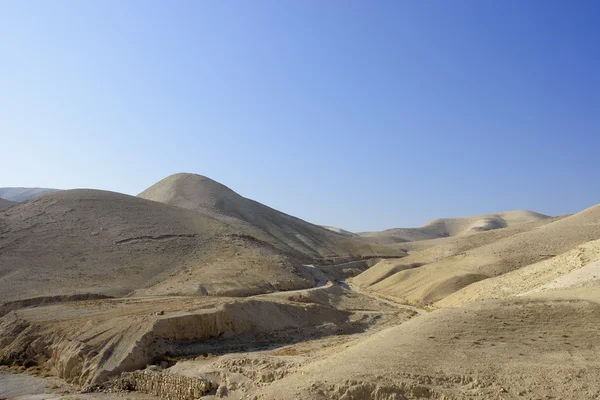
[2,173,600,399]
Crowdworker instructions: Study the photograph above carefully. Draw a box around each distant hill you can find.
[0,198,17,211]
[358,210,551,244]
[0,187,60,202]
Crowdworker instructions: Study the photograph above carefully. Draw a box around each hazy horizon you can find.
[2,1,599,231]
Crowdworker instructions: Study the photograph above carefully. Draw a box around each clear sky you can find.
[1,1,599,231]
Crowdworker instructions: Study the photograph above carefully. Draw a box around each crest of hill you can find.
[0,198,17,211]
[353,204,600,306]
[0,187,60,202]
[0,189,326,303]
[358,210,550,244]
[138,173,399,260]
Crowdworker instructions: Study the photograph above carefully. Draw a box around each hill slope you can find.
[0,189,325,302]
[438,237,600,307]
[257,296,600,399]
[353,204,600,305]
[358,210,550,244]
[138,173,399,260]
[0,187,60,202]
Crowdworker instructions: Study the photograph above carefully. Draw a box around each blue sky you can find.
[1,1,599,231]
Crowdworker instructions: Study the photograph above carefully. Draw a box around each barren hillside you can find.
[353,204,600,305]
[0,189,321,302]
[438,238,600,307]
[0,179,402,303]
[138,173,398,260]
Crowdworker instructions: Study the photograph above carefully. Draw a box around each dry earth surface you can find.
[2,173,600,399]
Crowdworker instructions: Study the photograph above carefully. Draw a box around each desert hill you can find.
[438,237,600,307]
[0,187,60,202]
[0,189,322,302]
[353,204,600,305]
[0,198,17,211]
[358,210,550,244]
[138,173,397,261]
[0,181,401,303]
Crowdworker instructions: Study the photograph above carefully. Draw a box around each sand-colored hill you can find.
[395,216,563,254]
[0,189,324,302]
[0,181,402,303]
[438,238,600,307]
[138,173,398,260]
[353,217,559,289]
[358,210,550,244]
[353,205,600,305]
[0,187,60,201]
[421,210,551,236]
[0,198,17,211]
